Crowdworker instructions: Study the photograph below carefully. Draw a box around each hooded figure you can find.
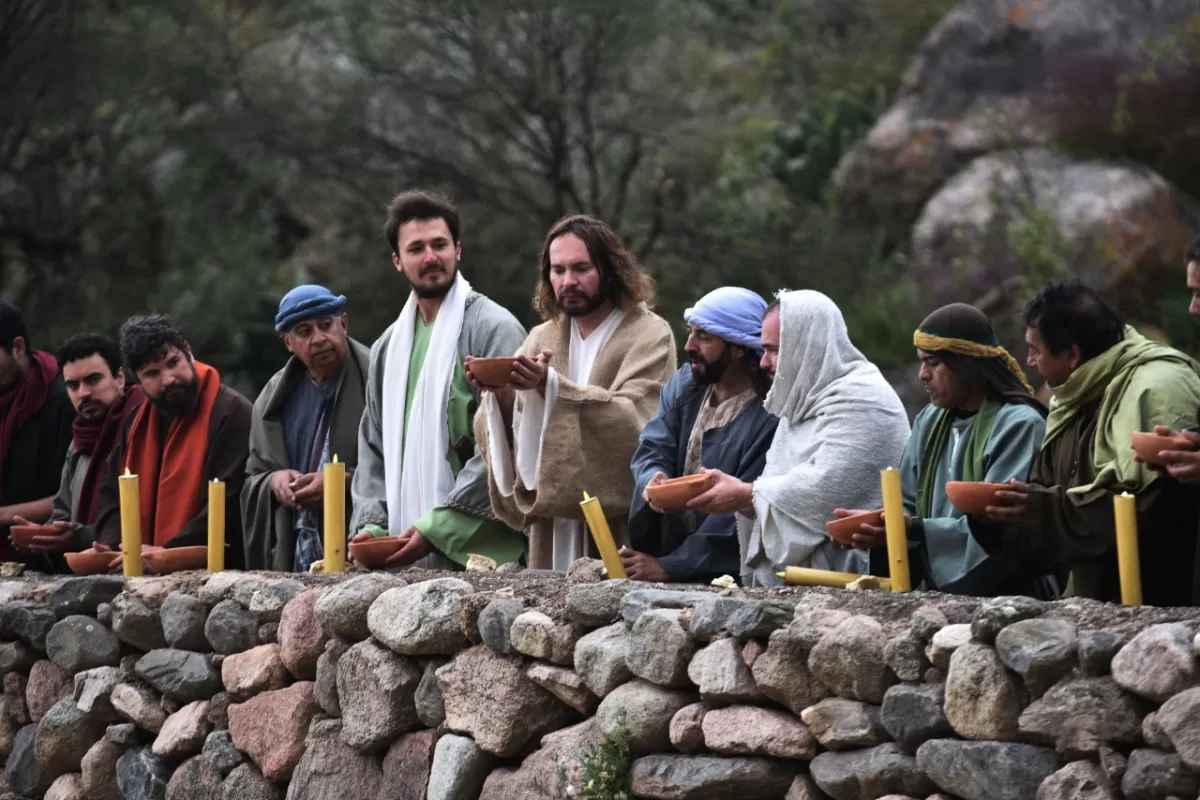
[738,290,910,586]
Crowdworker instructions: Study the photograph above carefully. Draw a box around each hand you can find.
[1149,427,1200,484]
[984,479,1028,520]
[832,508,891,549]
[291,472,326,508]
[687,469,753,515]
[510,350,552,392]
[271,470,302,509]
[642,472,669,513]
[26,520,77,553]
[88,542,161,573]
[619,546,671,582]
[384,527,434,566]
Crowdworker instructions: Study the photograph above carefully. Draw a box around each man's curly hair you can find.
[119,314,191,375]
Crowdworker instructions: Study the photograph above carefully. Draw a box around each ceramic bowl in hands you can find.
[466,357,519,389]
[644,474,714,513]
[349,536,407,569]
[824,510,884,547]
[1131,431,1195,466]
[144,546,208,574]
[65,551,121,575]
[945,481,1010,516]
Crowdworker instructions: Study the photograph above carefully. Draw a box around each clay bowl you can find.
[645,474,714,512]
[9,524,59,549]
[1131,431,1195,466]
[945,481,1010,516]
[825,510,884,547]
[65,551,120,575]
[467,357,518,388]
[145,546,208,574]
[349,536,408,569]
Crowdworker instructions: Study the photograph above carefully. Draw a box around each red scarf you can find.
[73,384,145,525]
[0,350,60,504]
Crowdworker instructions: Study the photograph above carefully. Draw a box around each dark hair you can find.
[119,314,191,374]
[0,301,30,352]
[534,215,657,320]
[764,299,780,318]
[56,333,122,378]
[1187,233,1200,266]
[742,347,773,398]
[383,191,461,254]
[1022,280,1125,361]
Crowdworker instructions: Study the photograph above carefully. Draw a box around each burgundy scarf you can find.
[0,350,59,504]
[73,384,145,525]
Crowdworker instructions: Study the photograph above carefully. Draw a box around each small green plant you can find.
[573,729,633,799]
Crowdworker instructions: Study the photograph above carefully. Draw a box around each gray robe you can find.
[48,444,97,549]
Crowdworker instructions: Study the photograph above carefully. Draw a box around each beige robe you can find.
[475,304,677,569]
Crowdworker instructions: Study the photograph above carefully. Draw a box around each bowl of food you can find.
[1131,431,1195,466]
[466,357,519,389]
[65,551,121,575]
[945,482,1010,516]
[825,510,884,547]
[145,546,208,574]
[8,524,60,550]
[349,535,407,569]
[645,474,714,512]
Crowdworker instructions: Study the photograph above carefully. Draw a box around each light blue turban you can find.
[683,287,768,352]
[275,285,347,333]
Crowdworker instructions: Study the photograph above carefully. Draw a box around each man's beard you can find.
[77,398,112,423]
[412,262,456,299]
[687,347,733,386]
[151,379,200,419]
[559,287,607,318]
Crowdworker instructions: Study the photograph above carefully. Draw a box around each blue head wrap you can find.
[275,285,347,333]
[683,287,768,352]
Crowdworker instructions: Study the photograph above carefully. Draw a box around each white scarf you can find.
[382,273,471,538]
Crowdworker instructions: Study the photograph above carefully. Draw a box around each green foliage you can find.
[574,729,632,800]
[769,91,881,203]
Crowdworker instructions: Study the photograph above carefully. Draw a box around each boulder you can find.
[37,696,107,778]
[573,623,634,698]
[1037,760,1117,800]
[0,601,56,650]
[222,763,281,800]
[1121,748,1198,800]
[970,596,1045,644]
[809,616,895,704]
[415,657,448,728]
[134,649,221,702]
[945,643,1025,740]
[205,600,261,654]
[1079,630,1124,677]
[916,739,1061,800]
[164,755,221,800]
[25,659,73,723]
[1155,686,1200,770]
[630,755,798,799]
[152,700,210,760]
[221,644,288,700]
[620,589,716,624]
[926,624,972,671]
[368,578,473,656]
[477,599,525,655]
[687,638,763,705]
[910,606,948,642]
[808,744,936,800]
[801,697,887,751]
[1111,623,1200,702]
[110,592,167,652]
[233,578,304,623]
[258,622,279,644]
[74,666,123,720]
[198,573,265,605]
[884,631,930,682]
[525,663,598,715]
[510,611,583,666]
[995,618,1078,697]
[480,719,604,800]
[336,639,421,752]
[0,640,36,675]
[227,682,318,782]
[379,730,437,800]
[202,730,245,775]
[115,747,172,800]
[4,671,29,726]
[313,573,404,642]
[314,638,347,717]
[596,679,697,752]
[626,608,696,688]
[286,718,383,800]
[703,705,817,760]
[689,597,794,641]
[427,733,495,800]
[669,703,707,754]
[49,577,125,618]
[104,722,140,747]
[81,739,122,800]
[881,683,951,752]
[111,683,168,733]
[159,592,211,652]
[45,773,86,800]
[564,580,635,626]
[752,626,831,714]
[1019,677,1145,754]
[785,774,825,800]
[4,725,50,798]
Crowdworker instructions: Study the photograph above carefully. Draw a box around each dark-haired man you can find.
[0,301,74,562]
[349,191,528,570]
[622,287,778,583]
[90,315,252,568]
[984,280,1200,605]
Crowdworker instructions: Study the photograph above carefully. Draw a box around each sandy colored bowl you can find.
[9,524,59,549]
[825,510,884,547]
[65,551,121,575]
[645,474,714,512]
[945,481,1010,516]
[145,546,208,574]
[1131,431,1195,466]
[467,357,518,388]
[349,536,407,569]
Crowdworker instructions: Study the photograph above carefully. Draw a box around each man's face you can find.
[684,324,736,386]
[0,336,28,394]
[549,233,607,317]
[1188,260,1200,316]
[136,345,199,417]
[393,218,460,299]
[760,308,781,376]
[284,314,349,376]
[63,355,125,422]
[917,350,973,410]
[1025,326,1079,387]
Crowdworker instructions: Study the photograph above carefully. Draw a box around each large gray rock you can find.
[198,573,265,605]
[1154,686,1200,770]
[630,755,797,799]
[1079,630,1125,677]
[1121,748,1198,800]
[801,697,887,751]
[222,764,281,800]
[620,589,716,624]
[564,580,634,626]
[368,578,473,656]
[111,683,168,733]
[573,623,634,697]
[625,608,696,688]
[233,578,304,623]
[687,638,762,705]
[689,597,794,641]
[278,588,326,680]
[809,743,936,800]
[1111,623,1200,702]
[995,618,1078,697]
[752,626,830,714]
[205,600,261,654]
[336,639,421,752]
[703,705,816,759]
[202,730,245,775]
[415,657,449,728]
[884,631,930,682]
[0,601,57,650]
[478,720,607,800]
[477,599,524,655]
[116,747,173,800]
[111,593,168,652]
[160,592,211,652]
[510,611,583,666]
[4,725,50,798]
[1038,760,1118,800]
[881,683,951,752]
[427,733,495,800]
[285,718,383,800]
[134,649,222,702]
[945,643,1025,740]
[596,679,697,752]
[81,739,122,800]
[970,596,1045,643]
[917,739,1061,800]
[104,722,141,747]
[36,697,107,778]
[74,666,122,720]
[313,573,404,642]
[809,616,895,704]
[1019,677,1145,754]
[0,640,36,675]
[49,577,125,618]
[46,615,122,674]
[314,638,347,717]
[166,755,223,800]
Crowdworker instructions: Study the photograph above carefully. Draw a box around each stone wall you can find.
[2,565,1200,800]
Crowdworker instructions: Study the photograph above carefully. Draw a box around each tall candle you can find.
[323,455,346,573]
[580,492,627,579]
[208,479,225,573]
[776,566,893,591]
[1113,492,1142,605]
[880,467,911,591]
[119,468,143,578]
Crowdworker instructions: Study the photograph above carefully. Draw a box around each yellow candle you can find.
[1113,492,1142,605]
[777,566,893,591]
[207,479,225,573]
[323,455,346,573]
[119,468,143,578]
[881,467,911,592]
[580,492,627,579]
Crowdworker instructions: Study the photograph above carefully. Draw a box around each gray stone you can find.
[0,640,36,675]
[1099,746,1127,787]
[427,733,495,800]
[4,671,30,725]
[198,573,264,605]
[1038,760,1118,800]
[160,592,211,652]
[703,705,817,759]
[630,755,798,799]
[48,577,125,618]
[336,639,421,752]
[277,588,326,680]
[0,697,13,759]
[45,773,86,800]
[687,638,762,705]
[573,623,634,698]
[477,599,525,655]
[313,573,405,642]
[202,730,244,775]
[46,615,122,673]
[525,662,598,715]
[1122,748,1198,800]
[809,616,896,704]
[689,597,793,641]
[458,590,498,647]
[111,683,168,733]
[205,600,261,654]
[926,624,972,671]
[37,697,107,778]
[1143,711,1172,751]
[910,606,948,643]
[232,578,304,623]
[881,683,951,752]
[945,643,1025,741]
[626,608,696,688]
[669,703,707,754]
[1112,624,1200,702]
[753,626,830,714]
[884,631,929,682]
[596,679,696,752]
[152,700,210,760]
[74,666,122,719]
[917,740,1061,800]
[1019,677,1145,754]
[1079,630,1125,677]
[115,746,172,800]
[995,618,1078,697]
[620,589,716,624]
[801,697,887,751]
[510,611,583,666]
[104,723,141,747]
[0,601,56,650]
[415,657,448,728]
[970,596,1046,644]
[1155,687,1200,770]
[479,718,603,799]
[4,725,50,798]
[809,743,936,800]
[207,692,230,730]
[222,763,281,800]
[134,649,222,703]
[785,773,825,800]
[314,638,347,717]
[165,755,223,800]
[96,602,112,625]
[111,593,168,652]
[367,578,473,656]
[564,580,634,626]
[258,622,280,643]
[286,718,383,800]
[82,739,122,800]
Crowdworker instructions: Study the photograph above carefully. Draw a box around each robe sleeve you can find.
[413,506,525,567]
[240,378,289,570]
[629,372,687,544]
[350,337,389,534]
[48,451,75,524]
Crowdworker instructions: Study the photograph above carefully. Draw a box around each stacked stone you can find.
[2,568,1200,800]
